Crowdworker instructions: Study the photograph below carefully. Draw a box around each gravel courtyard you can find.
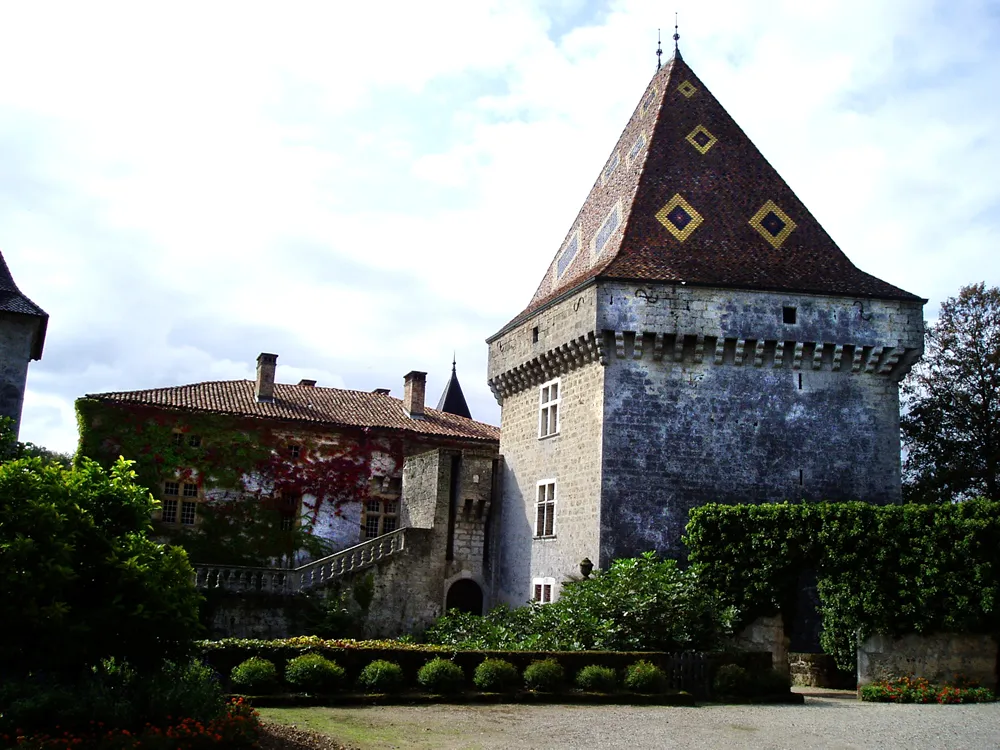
[259,692,1000,750]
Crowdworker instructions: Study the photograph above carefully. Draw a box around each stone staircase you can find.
[192,527,408,594]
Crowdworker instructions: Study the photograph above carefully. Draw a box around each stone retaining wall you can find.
[858,633,998,689]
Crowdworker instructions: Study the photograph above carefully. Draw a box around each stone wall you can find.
[729,614,789,677]
[598,282,922,561]
[858,633,998,690]
[788,652,856,689]
[492,354,605,607]
[0,313,39,435]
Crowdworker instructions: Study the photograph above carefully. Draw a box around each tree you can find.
[901,282,1000,503]
[0,435,203,677]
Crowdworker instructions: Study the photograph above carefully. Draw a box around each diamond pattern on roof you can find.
[656,194,703,242]
[750,200,797,248]
[686,125,717,154]
[677,80,697,98]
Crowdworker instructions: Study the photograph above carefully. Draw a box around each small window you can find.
[535,481,556,537]
[187,434,202,448]
[182,482,198,498]
[538,379,560,438]
[532,577,556,604]
[783,306,797,324]
[532,326,539,343]
[171,433,184,447]
[289,445,301,459]
[164,481,179,496]
[361,498,399,539]
[180,501,197,526]
[280,515,295,531]
[161,498,179,523]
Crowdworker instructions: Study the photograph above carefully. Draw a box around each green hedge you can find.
[198,637,770,697]
[686,499,1000,669]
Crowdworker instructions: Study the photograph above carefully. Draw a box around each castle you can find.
[0,250,47,439]
[66,45,923,637]
[485,47,924,607]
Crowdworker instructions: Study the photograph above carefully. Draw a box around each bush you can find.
[0,454,202,678]
[473,658,520,692]
[231,657,279,694]
[523,658,565,692]
[0,659,225,736]
[285,653,346,693]
[575,664,617,693]
[624,660,667,694]
[713,664,751,697]
[416,657,465,694]
[425,553,734,652]
[357,659,405,693]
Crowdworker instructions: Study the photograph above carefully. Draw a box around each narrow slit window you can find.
[783,306,797,324]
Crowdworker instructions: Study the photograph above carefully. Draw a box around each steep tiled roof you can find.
[436,360,472,419]
[0,250,48,359]
[85,380,500,443]
[497,53,921,335]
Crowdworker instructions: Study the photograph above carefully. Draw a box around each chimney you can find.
[403,371,427,419]
[256,353,278,402]
[298,379,317,387]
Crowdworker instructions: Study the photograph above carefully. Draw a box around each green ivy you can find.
[685,500,1000,669]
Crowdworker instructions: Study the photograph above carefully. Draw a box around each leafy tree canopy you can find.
[0,420,202,677]
[902,282,1000,503]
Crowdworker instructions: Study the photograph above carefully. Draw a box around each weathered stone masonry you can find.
[487,279,923,600]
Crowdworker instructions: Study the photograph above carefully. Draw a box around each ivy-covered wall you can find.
[76,399,415,562]
[685,499,1000,669]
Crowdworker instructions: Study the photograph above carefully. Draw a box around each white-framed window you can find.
[362,497,399,539]
[161,480,200,525]
[535,480,556,537]
[532,577,556,604]
[538,379,560,438]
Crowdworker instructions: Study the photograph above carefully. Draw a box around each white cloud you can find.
[3,0,1000,453]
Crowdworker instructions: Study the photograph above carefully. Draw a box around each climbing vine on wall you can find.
[75,399,404,565]
[685,500,1000,670]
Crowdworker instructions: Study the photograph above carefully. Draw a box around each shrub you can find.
[0,659,225,736]
[575,664,617,693]
[230,657,279,694]
[357,659,405,693]
[624,660,667,694]
[0,453,202,678]
[523,658,565,692]
[473,658,521,692]
[417,657,465,694]
[713,664,751,697]
[285,653,346,693]
[859,677,996,704]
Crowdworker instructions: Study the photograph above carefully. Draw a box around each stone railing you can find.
[192,527,408,594]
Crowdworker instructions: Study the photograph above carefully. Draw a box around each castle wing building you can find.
[486,50,925,606]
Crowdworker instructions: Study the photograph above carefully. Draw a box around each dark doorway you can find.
[445,579,483,615]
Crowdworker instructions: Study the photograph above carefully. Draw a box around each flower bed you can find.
[2,698,261,749]
[860,677,996,704]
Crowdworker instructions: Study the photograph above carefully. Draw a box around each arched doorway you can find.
[445,579,483,615]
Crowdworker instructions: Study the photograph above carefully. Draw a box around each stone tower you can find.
[0,250,47,438]
[486,50,925,606]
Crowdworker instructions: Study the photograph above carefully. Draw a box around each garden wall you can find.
[729,615,788,677]
[857,633,998,690]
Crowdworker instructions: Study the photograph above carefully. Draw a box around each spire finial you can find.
[656,28,663,71]
[452,352,456,373]
[673,13,680,52]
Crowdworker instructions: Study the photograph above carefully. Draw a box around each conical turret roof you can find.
[497,52,920,334]
[0,249,47,360]
[436,359,472,419]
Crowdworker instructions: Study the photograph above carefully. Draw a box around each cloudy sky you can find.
[4,0,999,453]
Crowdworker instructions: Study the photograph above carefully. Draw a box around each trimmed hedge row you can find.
[199,637,772,697]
